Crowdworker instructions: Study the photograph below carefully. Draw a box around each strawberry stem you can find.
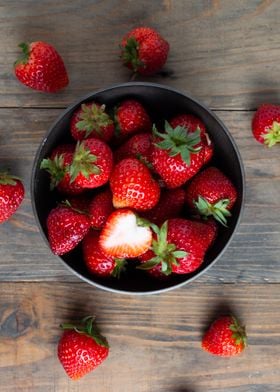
[60,316,109,348]
[137,221,187,275]
[76,103,112,138]
[111,258,127,278]
[14,42,30,66]
[194,196,231,227]
[263,121,280,147]
[40,155,66,190]
[153,121,202,165]
[121,37,143,73]
[229,316,247,348]
[69,141,101,183]
[0,172,21,186]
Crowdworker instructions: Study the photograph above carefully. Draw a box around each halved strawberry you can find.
[99,209,152,258]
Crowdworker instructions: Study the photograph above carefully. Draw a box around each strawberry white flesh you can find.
[99,209,152,258]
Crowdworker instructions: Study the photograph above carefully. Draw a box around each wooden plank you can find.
[1,0,280,109]
[0,282,279,391]
[0,108,279,283]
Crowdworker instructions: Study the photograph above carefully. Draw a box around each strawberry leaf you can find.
[263,121,280,147]
[194,196,231,227]
[68,141,100,183]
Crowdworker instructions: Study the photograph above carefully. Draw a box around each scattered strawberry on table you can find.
[40,96,239,281]
[202,315,247,357]
[58,316,109,380]
[14,41,69,93]
[252,103,280,147]
[120,27,169,75]
[0,172,24,224]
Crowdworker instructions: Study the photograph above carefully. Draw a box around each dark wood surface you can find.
[0,1,279,391]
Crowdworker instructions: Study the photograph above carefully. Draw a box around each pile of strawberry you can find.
[41,98,238,280]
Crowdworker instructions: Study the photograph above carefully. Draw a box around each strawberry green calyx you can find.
[111,258,127,279]
[60,316,109,348]
[121,37,144,73]
[40,155,65,190]
[76,104,112,138]
[153,121,202,165]
[69,141,101,183]
[194,196,231,227]
[0,172,21,186]
[138,221,187,275]
[263,121,280,147]
[229,316,247,348]
[14,42,30,66]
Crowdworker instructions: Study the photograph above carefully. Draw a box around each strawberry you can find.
[0,173,24,224]
[252,103,280,147]
[83,230,126,277]
[139,218,217,275]
[185,167,237,226]
[99,209,152,258]
[114,132,152,167]
[121,27,169,75]
[14,41,68,92]
[69,139,113,189]
[70,102,114,142]
[114,100,152,139]
[170,113,214,165]
[40,144,83,195]
[151,121,207,188]
[89,188,114,229]
[202,315,247,357]
[110,158,160,211]
[58,316,109,380]
[47,203,90,255]
[143,187,185,225]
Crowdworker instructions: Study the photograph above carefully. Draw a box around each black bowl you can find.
[31,82,245,295]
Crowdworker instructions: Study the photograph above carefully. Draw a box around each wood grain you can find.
[0,108,279,283]
[0,282,279,392]
[1,0,280,109]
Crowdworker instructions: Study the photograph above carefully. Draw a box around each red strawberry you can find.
[14,41,68,93]
[67,194,91,214]
[139,218,217,275]
[202,315,247,357]
[47,203,90,255]
[40,144,83,195]
[58,316,109,380]
[143,187,185,225]
[89,188,114,229]
[110,158,160,211]
[99,209,152,258]
[83,230,126,277]
[151,121,207,188]
[69,139,113,189]
[252,103,280,147]
[70,102,114,142]
[114,100,152,139]
[114,132,152,167]
[0,173,24,223]
[170,114,213,165]
[121,27,169,75]
[185,167,237,226]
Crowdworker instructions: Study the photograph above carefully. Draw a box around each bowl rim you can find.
[30,81,245,295]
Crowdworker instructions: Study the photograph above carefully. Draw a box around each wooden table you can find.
[1,1,280,391]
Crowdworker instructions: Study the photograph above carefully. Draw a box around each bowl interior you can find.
[32,83,244,294]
